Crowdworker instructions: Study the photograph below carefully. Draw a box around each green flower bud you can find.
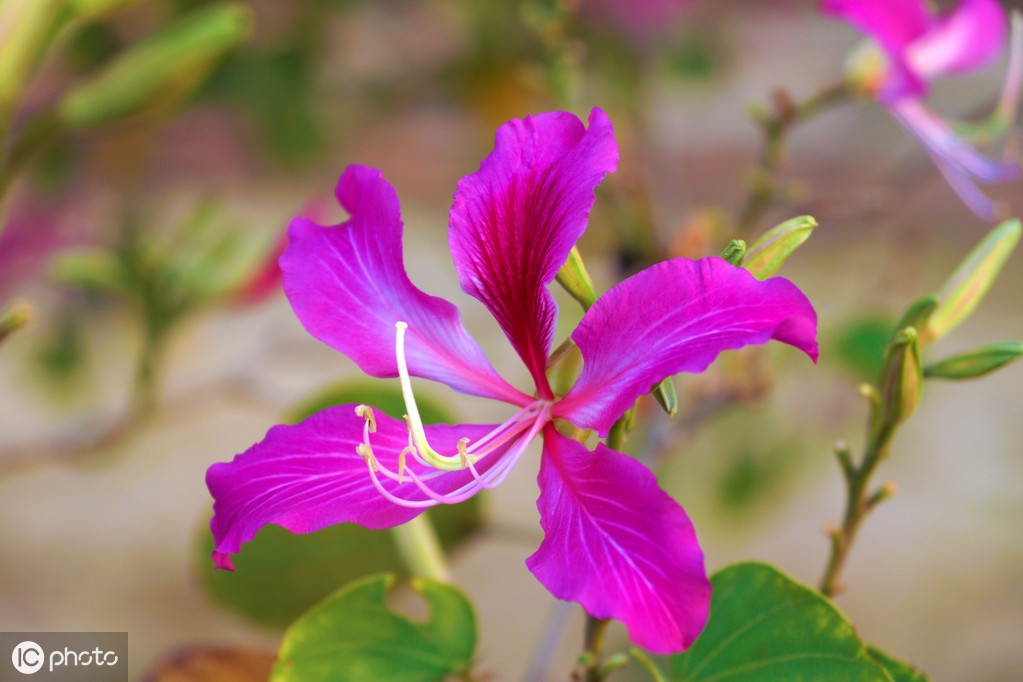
[893,294,939,340]
[878,327,922,428]
[923,342,1023,380]
[921,219,1021,345]
[651,376,677,417]
[720,239,746,266]
[743,215,817,280]
[57,2,253,128]
[555,245,597,310]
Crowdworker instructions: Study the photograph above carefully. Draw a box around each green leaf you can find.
[201,381,482,626]
[831,315,895,382]
[670,562,893,682]
[271,574,477,682]
[867,646,931,682]
[58,2,253,127]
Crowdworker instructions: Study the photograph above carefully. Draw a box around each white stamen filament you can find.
[354,321,552,508]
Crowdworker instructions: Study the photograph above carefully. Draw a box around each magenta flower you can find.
[205,109,818,654]
[823,0,1022,218]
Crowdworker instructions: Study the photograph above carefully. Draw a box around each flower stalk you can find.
[392,515,453,583]
[737,82,850,235]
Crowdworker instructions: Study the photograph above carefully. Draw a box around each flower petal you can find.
[906,0,1007,79]
[282,165,529,405]
[449,108,618,398]
[207,405,514,570]
[891,98,1020,219]
[822,0,933,53]
[555,257,818,435]
[526,428,710,654]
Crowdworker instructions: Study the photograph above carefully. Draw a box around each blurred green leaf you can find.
[272,573,476,682]
[58,2,253,128]
[669,562,892,681]
[921,219,1021,346]
[51,249,130,294]
[201,381,482,627]
[831,315,894,382]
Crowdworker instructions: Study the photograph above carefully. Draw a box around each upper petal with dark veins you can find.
[449,108,618,398]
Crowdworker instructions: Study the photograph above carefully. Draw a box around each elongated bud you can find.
[58,3,253,128]
[923,342,1023,380]
[744,215,817,280]
[878,328,922,427]
[651,377,677,417]
[555,245,597,310]
[921,220,1021,346]
[720,239,746,266]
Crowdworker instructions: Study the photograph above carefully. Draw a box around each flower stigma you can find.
[351,321,553,508]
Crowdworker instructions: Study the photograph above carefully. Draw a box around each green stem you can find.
[736,81,850,236]
[570,616,612,682]
[0,111,63,219]
[392,514,452,583]
[818,400,897,598]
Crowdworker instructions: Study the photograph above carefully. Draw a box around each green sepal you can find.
[719,239,746,266]
[921,219,1021,345]
[271,573,477,682]
[743,215,817,280]
[58,2,253,128]
[555,245,597,310]
[651,376,678,417]
[923,342,1023,380]
[0,0,68,119]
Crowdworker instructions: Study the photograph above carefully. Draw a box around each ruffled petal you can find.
[555,257,818,436]
[822,0,933,53]
[283,165,530,405]
[526,429,710,654]
[449,108,618,398]
[207,405,516,570]
[906,0,1007,79]
[891,98,1020,219]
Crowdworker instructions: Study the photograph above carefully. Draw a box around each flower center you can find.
[354,321,551,508]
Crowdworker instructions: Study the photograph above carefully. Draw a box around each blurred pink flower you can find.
[0,195,79,300]
[584,0,699,40]
[824,0,1022,218]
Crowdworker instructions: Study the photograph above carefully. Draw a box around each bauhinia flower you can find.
[205,108,819,654]
[823,0,1023,218]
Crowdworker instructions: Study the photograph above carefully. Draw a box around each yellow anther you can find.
[398,447,416,484]
[457,438,474,468]
[355,404,377,433]
[357,443,379,472]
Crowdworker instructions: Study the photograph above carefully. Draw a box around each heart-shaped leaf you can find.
[271,573,476,682]
[670,562,892,681]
